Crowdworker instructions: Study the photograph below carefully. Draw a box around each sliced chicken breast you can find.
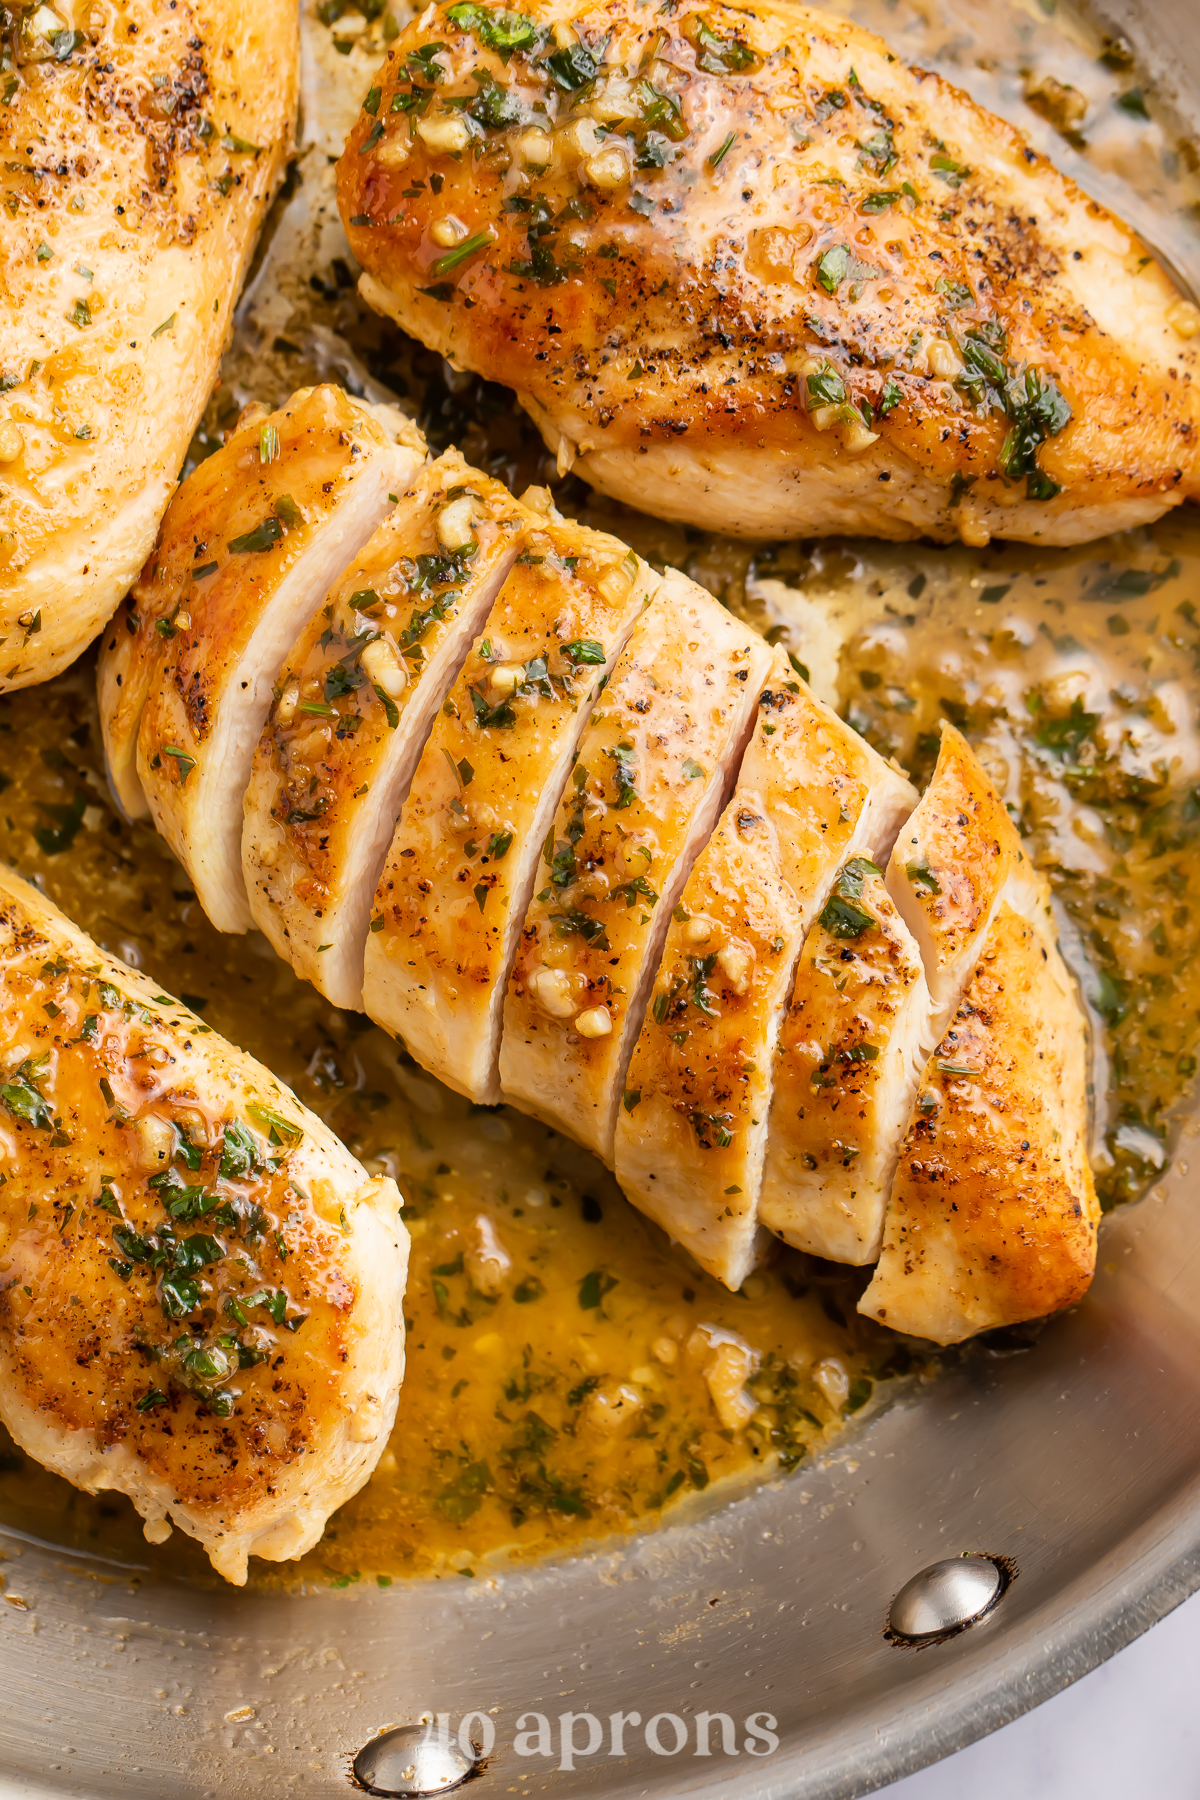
[858,886,1097,1344]
[242,451,525,1009]
[0,0,296,691]
[500,575,770,1160]
[616,652,915,1287]
[614,790,801,1289]
[759,858,929,1265]
[99,393,1102,1341]
[0,867,408,1585]
[338,0,1200,548]
[363,504,660,1101]
[100,386,423,932]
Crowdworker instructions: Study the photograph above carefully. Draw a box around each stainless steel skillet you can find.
[2,0,1200,1794]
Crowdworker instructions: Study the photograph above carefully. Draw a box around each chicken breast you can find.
[758,857,928,1265]
[614,788,801,1288]
[0,866,408,1585]
[100,392,1102,1338]
[0,0,297,690]
[500,574,770,1160]
[338,0,1200,548]
[615,652,914,1286]
[363,500,659,1101]
[858,887,1097,1344]
[242,450,525,1009]
[98,385,423,931]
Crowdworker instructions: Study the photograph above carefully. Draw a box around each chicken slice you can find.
[758,858,928,1265]
[749,657,917,910]
[98,386,424,932]
[500,575,770,1160]
[0,867,408,1585]
[242,451,525,1009]
[761,724,1025,1265]
[0,0,296,691]
[857,886,1097,1343]
[884,723,1035,1054]
[99,384,423,823]
[615,651,915,1287]
[362,504,660,1101]
[614,791,801,1289]
[338,0,1200,548]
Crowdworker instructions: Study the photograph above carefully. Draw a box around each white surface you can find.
[885,1585,1200,1798]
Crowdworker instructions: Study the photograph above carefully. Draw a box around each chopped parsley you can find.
[818,857,880,938]
[227,516,284,554]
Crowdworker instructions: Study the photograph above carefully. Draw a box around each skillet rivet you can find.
[888,1553,1004,1641]
[353,1723,478,1796]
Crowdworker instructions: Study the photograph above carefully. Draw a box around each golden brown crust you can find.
[885,722,1029,1021]
[103,386,418,932]
[100,386,400,821]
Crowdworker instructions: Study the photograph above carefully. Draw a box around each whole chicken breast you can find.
[758,856,928,1265]
[338,0,1200,547]
[242,450,525,1010]
[363,500,659,1101]
[0,0,297,689]
[0,867,408,1585]
[500,573,770,1160]
[858,886,1097,1344]
[98,385,423,931]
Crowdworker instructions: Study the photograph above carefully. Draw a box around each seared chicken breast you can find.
[98,385,422,931]
[859,887,1097,1344]
[501,573,770,1160]
[0,0,297,689]
[102,392,1100,1341]
[363,500,659,1101]
[338,0,1200,547]
[243,450,524,1009]
[759,857,928,1265]
[0,867,407,1584]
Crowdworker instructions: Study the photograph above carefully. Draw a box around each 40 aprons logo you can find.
[424,1708,780,1771]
